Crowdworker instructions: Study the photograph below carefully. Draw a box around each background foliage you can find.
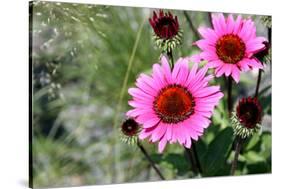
[31,1,271,188]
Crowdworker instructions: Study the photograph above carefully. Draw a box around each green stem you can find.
[208,12,213,27]
[111,17,146,183]
[137,140,165,180]
[167,50,174,69]
[192,142,203,174]
[227,77,233,117]
[184,147,198,175]
[230,137,243,175]
[183,11,200,40]
[255,69,262,98]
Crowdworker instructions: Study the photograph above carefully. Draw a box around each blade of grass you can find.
[111,16,147,183]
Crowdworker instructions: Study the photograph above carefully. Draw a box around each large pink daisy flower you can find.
[193,13,266,82]
[126,56,223,152]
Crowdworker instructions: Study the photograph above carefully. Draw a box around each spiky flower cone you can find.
[231,97,262,138]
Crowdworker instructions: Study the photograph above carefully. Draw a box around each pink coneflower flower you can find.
[193,13,266,83]
[126,56,223,152]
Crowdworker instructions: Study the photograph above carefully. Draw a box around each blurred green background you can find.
[31,1,271,188]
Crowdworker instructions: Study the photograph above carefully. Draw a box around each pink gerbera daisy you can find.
[193,13,266,83]
[126,56,223,152]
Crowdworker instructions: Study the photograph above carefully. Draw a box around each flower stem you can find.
[255,69,262,98]
[184,147,198,175]
[167,50,174,69]
[137,140,165,180]
[183,11,200,40]
[208,12,213,27]
[227,77,233,117]
[230,137,243,175]
[192,142,203,174]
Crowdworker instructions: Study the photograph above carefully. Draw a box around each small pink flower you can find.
[193,13,266,83]
[127,56,223,153]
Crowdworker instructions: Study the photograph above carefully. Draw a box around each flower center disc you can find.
[216,34,246,64]
[238,103,260,129]
[154,85,194,123]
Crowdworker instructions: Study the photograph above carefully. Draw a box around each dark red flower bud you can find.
[121,118,140,137]
[236,97,262,129]
[149,10,180,39]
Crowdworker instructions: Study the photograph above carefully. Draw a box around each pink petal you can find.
[138,73,161,91]
[161,56,173,83]
[184,136,192,148]
[166,124,173,141]
[172,58,184,80]
[233,15,243,34]
[207,60,224,68]
[176,59,189,85]
[188,66,209,92]
[238,19,252,41]
[126,109,152,117]
[136,113,158,124]
[237,59,250,71]
[143,117,161,129]
[226,14,235,33]
[248,58,263,69]
[158,134,167,153]
[193,86,220,98]
[212,13,226,36]
[224,64,233,76]
[185,63,198,87]
[151,123,167,142]
[190,54,203,63]
[128,88,154,100]
[196,39,216,51]
[230,66,241,83]
[246,37,267,53]
[198,27,218,44]
[201,51,218,61]
[139,127,156,140]
[136,77,158,96]
[128,100,152,108]
[184,124,199,141]
[215,64,226,77]
[152,64,166,88]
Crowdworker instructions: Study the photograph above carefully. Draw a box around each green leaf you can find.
[163,153,189,176]
[244,134,260,152]
[260,132,272,159]
[259,95,272,115]
[246,161,270,174]
[258,85,271,97]
[150,152,190,176]
[202,127,234,176]
[150,153,163,164]
[244,151,265,163]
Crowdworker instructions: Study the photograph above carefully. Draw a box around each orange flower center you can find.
[154,85,194,123]
[216,34,246,64]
